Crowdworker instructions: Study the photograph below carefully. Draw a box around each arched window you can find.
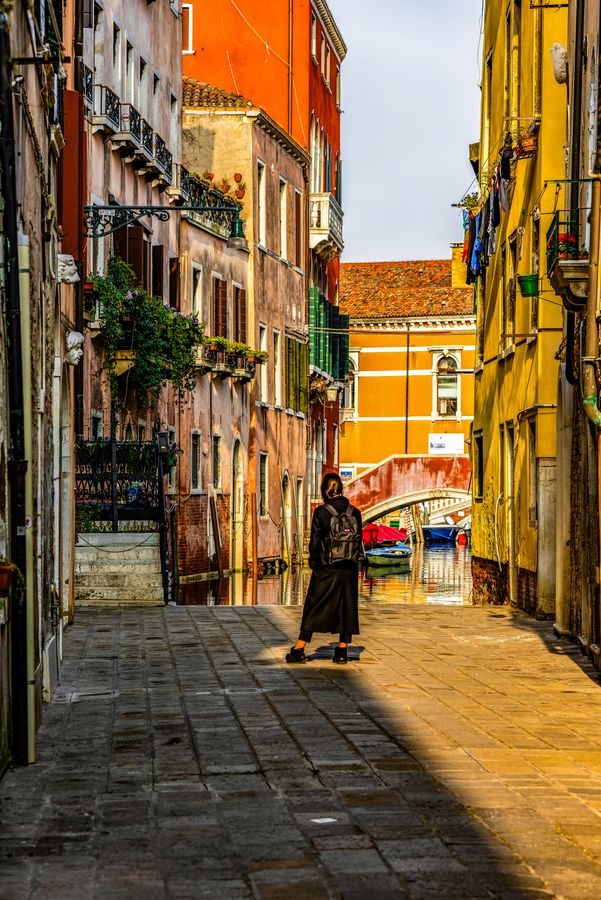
[437,356,458,417]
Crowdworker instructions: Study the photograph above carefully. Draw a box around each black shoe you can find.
[286,646,307,664]
[333,646,348,664]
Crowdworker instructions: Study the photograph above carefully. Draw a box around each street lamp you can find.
[83,199,248,251]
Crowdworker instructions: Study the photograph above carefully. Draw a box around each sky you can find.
[329,0,483,262]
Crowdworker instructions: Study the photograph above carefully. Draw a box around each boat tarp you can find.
[362,523,408,546]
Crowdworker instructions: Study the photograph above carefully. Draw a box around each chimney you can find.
[450,242,467,288]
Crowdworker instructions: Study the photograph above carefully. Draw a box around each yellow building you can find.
[338,254,475,514]
[470,1,567,615]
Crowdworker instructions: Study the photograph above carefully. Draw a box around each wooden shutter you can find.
[60,90,86,263]
[82,0,93,28]
[238,288,247,343]
[299,343,308,414]
[152,245,164,298]
[127,225,146,287]
[169,257,180,308]
[219,279,228,337]
[295,192,302,268]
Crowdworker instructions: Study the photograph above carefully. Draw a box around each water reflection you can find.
[177,545,472,607]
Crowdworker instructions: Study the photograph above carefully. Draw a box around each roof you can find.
[182,78,254,109]
[339,260,474,320]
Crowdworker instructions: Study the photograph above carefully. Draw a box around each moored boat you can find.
[421,524,459,545]
[364,542,413,567]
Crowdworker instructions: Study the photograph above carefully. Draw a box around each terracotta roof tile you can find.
[182,78,254,109]
[339,260,474,319]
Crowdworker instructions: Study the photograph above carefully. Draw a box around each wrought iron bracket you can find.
[83,202,242,239]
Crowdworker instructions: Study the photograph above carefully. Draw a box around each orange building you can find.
[339,253,475,494]
[182,0,347,497]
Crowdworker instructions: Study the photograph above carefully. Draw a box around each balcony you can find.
[546,210,589,312]
[81,62,93,111]
[166,164,191,205]
[309,192,344,262]
[112,103,142,154]
[154,134,173,185]
[92,85,120,134]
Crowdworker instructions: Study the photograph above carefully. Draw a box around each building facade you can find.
[338,255,475,517]
[182,0,348,511]
[471,1,567,616]
[182,79,309,571]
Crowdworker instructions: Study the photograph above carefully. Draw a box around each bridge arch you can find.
[361,488,471,524]
[345,455,472,522]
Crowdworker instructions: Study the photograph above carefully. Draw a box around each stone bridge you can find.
[345,455,472,524]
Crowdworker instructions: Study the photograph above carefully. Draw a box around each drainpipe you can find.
[566,0,586,386]
[0,16,32,764]
[404,325,410,454]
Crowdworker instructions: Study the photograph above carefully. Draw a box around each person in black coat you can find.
[286,473,362,665]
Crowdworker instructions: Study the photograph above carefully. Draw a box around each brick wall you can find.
[472,557,544,618]
[176,493,232,577]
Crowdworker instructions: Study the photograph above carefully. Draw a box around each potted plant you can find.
[234,173,243,183]
[202,170,214,182]
[218,176,231,194]
[234,181,246,200]
[557,232,577,259]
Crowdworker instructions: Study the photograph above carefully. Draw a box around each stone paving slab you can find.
[2,604,601,897]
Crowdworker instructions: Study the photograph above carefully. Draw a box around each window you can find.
[137,423,145,442]
[506,234,517,344]
[167,426,176,494]
[279,179,287,259]
[139,57,148,118]
[212,277,228,337]
[286,337,308,413]
[320,31,325,73]
[336,67,341,107]
[325,45,331,86]
[233,285,247,343]
[191,263,202,319]
[169,256,180,309]
[182,3,193,52]
[311,15,317,60]
[211,435,221,488]
[483,50,492,166]
[170,93,178,160]
[273,330,282,407]
[474,431,484,500]
[437,356,458,417]
[153,73,160,128]
[259,452,268,517]
[113,224,151,290]
[528,420,537,526]
[332,423,339,465]
[112,23,121,95]
[191,430,201,491]
[257,161,266,246]
[294,190,303,268]
[126,41,134,103]
[259,324,268,402]
[152,245,164,298]
[93,4,105,83]
[531,218,539,332]
[91,411,103,439]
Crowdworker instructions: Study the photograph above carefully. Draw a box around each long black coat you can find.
[300,496,362,638]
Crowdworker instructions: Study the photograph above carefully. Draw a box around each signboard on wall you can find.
[340,468,354,483]
[428,433,465,455]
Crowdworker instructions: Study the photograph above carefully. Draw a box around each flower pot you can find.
[0,566,13,595]
[235,189,245,200]
[517,274,539,297]
[234,173,243,183]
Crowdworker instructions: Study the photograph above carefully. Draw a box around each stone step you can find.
[75,596,164,608]
[74,585,164,603]
[75,573,163,590]
[75,559,162,575]
[76,532,160,547]
[74,545,161,562]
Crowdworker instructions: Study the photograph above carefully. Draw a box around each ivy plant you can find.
[91,257,204,403]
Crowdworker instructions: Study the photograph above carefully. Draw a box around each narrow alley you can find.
[2,605,601,899]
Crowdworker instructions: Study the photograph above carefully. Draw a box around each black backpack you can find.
[324,503,363,565]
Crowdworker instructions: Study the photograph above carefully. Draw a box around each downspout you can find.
[404,324,410,454]
[566,0,586,387]
[0,15,32,764]
[288,0,293,136]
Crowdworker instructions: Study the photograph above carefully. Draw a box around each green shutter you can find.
[299,343,308,414]
[308,287,318,367]
[332,307,340,381]
[339,314,350,379]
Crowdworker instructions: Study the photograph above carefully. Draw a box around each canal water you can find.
[177,544,473,607]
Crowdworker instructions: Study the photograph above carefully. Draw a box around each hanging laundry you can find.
[500,178,511,212]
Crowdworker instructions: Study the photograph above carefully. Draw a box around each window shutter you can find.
[299,343,308,414]
[238,288,247,343]
[218,279,228,337]
[127,225,146,287]
[212,278,219,336]
[308,288,318,366]
[286,337,293,409]
[169,257,180,309]
[152,245,164,298]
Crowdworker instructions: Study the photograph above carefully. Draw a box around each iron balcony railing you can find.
[120,103,141,143]
[546,210,586,275]
[93,84,120,131]
[155,136,173,182]
[309,192,344,253]
[140,118,154,158]
[82,62,93,109]
[75,439,160,526]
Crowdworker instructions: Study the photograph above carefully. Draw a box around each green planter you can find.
[517,274,539,297]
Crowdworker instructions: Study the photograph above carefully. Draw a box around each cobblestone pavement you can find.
[3,605,601,899]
